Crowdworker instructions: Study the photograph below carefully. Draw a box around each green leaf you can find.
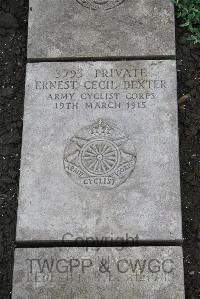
[170,0,200,44]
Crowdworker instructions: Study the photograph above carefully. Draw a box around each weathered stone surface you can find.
[28,0,175,59]
[12,247,185,299]
[16,60,182,242]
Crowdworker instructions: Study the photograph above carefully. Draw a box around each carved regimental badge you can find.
[76,0,125,10]
[64,120,137,190]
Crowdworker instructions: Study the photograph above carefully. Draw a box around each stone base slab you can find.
[12,246,185,299]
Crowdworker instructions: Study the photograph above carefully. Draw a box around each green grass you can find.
[171,0,200,44]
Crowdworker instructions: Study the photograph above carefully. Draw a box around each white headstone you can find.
[16,60,182,242]
[28,0,175,59]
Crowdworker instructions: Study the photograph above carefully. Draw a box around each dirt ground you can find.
[0,1,199,298]
[176,25,200,299]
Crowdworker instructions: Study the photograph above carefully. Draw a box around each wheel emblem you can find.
[76,0,125,10]
[64,119,137,190]
[81,139,119,175]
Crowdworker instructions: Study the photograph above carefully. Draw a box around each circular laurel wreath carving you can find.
[63,119,137,190]
[76,0,125,10]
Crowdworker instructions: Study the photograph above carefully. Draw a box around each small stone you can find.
[179,94,190,105]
